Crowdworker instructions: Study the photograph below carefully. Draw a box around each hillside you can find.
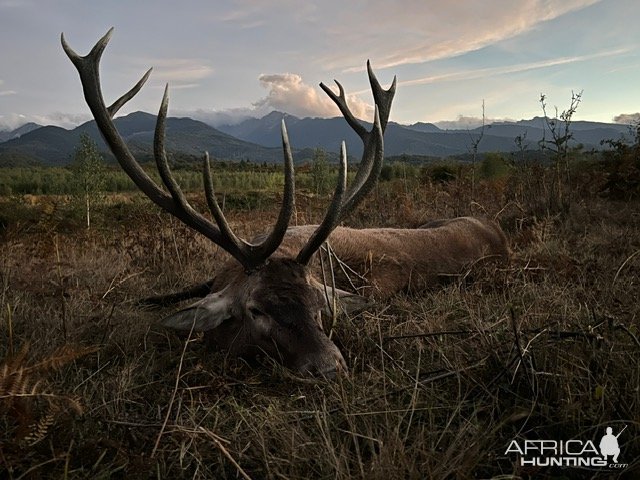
[1,111,634,166]
[218,112,633,157]
[0,113,285,166]
[0,122,42,143]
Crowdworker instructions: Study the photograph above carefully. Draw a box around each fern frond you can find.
[22,406,57,446]
[27,344,98,373]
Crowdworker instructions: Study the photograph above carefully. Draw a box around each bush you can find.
[420,163,457,184]
[479,153,512,180]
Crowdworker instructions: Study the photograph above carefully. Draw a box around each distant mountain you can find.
[218,112,363,151]
[404,122,442,134]
[219,113,486,156]
[220,112,631,157]
[455,118,630,149]
[219,111,290,145]
[0,122,42,143]
[495,117,631,132]
[0,112,287,166]
[218,112,635,156]
[2,111,635,167]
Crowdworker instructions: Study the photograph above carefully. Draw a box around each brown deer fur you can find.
[209,217,510,299]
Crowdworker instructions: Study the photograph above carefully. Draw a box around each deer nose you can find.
[299,348,348,379]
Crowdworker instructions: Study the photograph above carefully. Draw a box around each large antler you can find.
[61,28,294,272]
[296,63,396,265]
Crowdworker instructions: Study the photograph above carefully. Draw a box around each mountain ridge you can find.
[0,113,286,166]
[0,110,634,166]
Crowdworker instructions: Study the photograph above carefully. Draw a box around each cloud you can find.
[398,48,629,90]
[176,72,375,126]
[0,70,373,132]
[215,1,317,29]
[200,1,601,73]
[613,113,640,124]
[434,115,515,130]
[123,57,213,88]
[173,107,256,127]
[254,73,373,119]
[323,0,602,71]
[0,112,91,130]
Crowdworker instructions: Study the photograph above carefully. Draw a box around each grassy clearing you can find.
[0,162,639,479]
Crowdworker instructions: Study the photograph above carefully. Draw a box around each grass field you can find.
[1,161,639,479]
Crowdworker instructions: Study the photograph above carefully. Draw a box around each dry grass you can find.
[0,167,639,479]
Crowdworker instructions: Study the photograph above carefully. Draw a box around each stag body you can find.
[63,29,508,378]
[161,218,508,375]
[278,218,509,297]
[203,218,509,298]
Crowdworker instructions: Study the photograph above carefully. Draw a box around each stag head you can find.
[62,28,395,377]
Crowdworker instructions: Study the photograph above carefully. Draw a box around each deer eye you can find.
[249,307,267,319]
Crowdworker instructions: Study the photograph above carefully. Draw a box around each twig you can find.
[321,242,368,293]
[509,307,526,384]
[325,242,338,337]
[615,323,640,349]
[197,426,253,480]
[318,242,336,331]
[384,330,473,342]
[151,318,196,457]
[289,356,489,424]
[613,249,640,285]
[102,270,146,299]
[384,325,609,343]
[15,456,65,480]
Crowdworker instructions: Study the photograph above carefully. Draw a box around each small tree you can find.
[72,133,106,229]
[467,100,486,203]
[538,90,583,212]
[600,121,640,200]
[310,147,330,195]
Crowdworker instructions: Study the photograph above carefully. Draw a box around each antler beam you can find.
[296,63,396,265]
[61,28,294,272]
[62,28,395,271]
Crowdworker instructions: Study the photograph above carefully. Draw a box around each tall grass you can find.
[0,159,638,478]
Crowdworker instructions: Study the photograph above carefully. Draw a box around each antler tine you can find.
[205,121,294,270]
[61,29,174,214]
[62,29,295,272]
[109,69,152,118]
[296,141,348,265]
[341,106,383,214]
[322,61,394,216]
[62,29,152,120]
[61,28,113,71]
[155,85,191,208]
[296,64,392,265]
[154,84,262,269]
[250,120,296,265]
[367,60,396,132]
[319,80,368,141]
[203,152,246,256]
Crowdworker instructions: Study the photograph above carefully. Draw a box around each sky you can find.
[1,0,640,131]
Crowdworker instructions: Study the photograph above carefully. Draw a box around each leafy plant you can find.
[538,90,583,212]
[310,148,331,195]
[71,133,106,229]
[1,343,96,446]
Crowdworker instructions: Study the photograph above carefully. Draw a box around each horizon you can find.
[1,1,640,131]
[1,107,635,135]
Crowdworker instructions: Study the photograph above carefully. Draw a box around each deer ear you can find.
[319,286,372,315]
[161,289,233,331]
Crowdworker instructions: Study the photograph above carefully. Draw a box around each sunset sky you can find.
[1,0,639,130]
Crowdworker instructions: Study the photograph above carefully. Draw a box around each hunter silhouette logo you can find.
[599,425,626,464]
